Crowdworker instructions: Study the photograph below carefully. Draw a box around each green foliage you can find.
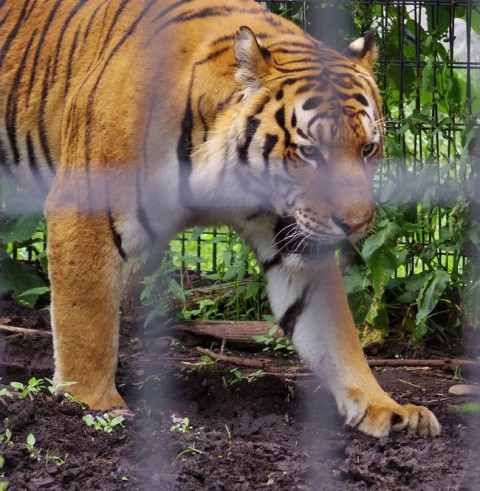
[24,434,40,460]
[0,420,12,445]
[82,413,125,433]
[229,368,266,386]
[0,183,48,307]
[252,325,295,355]
[10,378,46,399]
[141,229,269,325]
[170,417,192,434]
[173,443,204,465]
[0,454,8,491]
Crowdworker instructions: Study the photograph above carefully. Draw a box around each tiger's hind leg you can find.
[45,194,126,410]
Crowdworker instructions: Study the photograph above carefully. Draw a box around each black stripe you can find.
[26,132,38,169]
[107,210,126,260]
[96,0,129,61]
[51,0,87,82]
[0,137,9,168]
[238,117,261,164]
[0,9,10,29]
[302,96,323,111]
[149,5,265,44]
[273,65,320,75]
[5,29,37,165]
[152,0,195,23]
[275,57,319,67]
[26,132,48,193]
[352,93,369,107]
[275,106,290,147]
[197,95,209,143]
[290,109,297,128]
[262,133,278,167]
[266,40,317,51]
[26,0,63,103]
[195,46,229,66]
[177,72,195,209]
[0,0,29,71]
[83,0,108,42]
[38,57,55,170]
[65,20,82,97]
[262,254,282,273]
[279,286,310,338]
[135,169,157,243]
[296,128,308,139]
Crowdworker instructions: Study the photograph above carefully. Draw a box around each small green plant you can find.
[44,450,69,468]
[0,454,8,491]
[0,388,12,399]
[228,368,266,386]
[10,378,45,399]
[246,369,266,383]
[252,325,295,355]
[83,413,125,433]
[24,434,40,460]
[169,416,192,434]
[229,368,243,386]
[0,420,12,444]
[173,443,204,465]
[182,354,217,372]
[225,425,232,441]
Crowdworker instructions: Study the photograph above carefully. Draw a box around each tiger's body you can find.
[0,0,440,437]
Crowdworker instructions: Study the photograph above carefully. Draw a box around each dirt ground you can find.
[1,291,480,490]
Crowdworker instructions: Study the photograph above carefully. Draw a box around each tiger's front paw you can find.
[342,387,441,438]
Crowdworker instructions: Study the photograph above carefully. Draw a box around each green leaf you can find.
[18,286,50,297]
[26,434,36,446]
[0,257,46,306]
[415,270,450,327]
[0,214,42,244]
[361,222,401,263]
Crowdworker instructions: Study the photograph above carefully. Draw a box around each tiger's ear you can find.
[344,30,377,74]
[234,26,272,97]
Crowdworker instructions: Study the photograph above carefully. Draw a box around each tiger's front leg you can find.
[262,252,440,437]
[45,192,126,410]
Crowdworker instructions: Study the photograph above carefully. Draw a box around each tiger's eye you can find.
[362,143,377,158]
[301,145,319,157]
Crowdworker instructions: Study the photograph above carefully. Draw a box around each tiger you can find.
[0,0,440,438]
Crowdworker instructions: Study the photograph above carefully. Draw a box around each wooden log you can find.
[171,320,283,344]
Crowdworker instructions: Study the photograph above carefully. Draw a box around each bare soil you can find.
[1,292,479,490]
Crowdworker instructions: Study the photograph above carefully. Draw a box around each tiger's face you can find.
[232,27,383,257]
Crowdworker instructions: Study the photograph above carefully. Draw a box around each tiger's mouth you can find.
[273,216,339,257]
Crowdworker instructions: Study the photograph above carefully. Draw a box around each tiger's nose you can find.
[332,215,372,235]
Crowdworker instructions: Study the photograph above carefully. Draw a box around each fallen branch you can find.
[0,324,51,336]
[368,358,480,369]
[196,347,480,374]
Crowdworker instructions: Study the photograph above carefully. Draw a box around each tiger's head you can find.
[231,27,383,257]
